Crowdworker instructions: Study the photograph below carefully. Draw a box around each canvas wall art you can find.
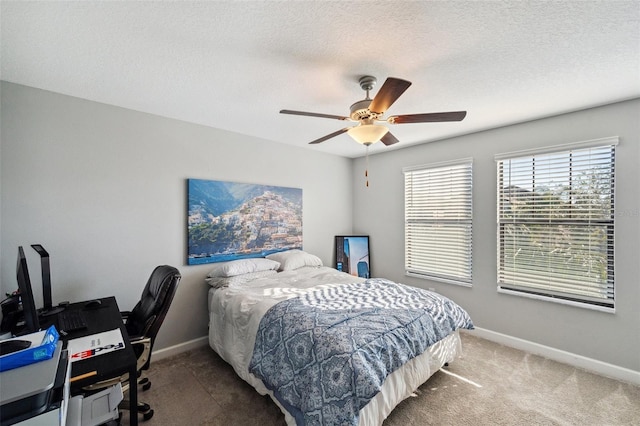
[187,179,302,265]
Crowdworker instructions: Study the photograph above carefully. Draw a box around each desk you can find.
[42,297,138,426]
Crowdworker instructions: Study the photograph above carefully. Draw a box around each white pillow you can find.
[206,258,280,278]
[266,249,323,271]
[206,269,278,288]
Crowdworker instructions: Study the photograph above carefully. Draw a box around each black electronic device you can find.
[16,246,41,335]
[30,244,64,317]
[0,339,32,356]
[83,299,102,309]
[57,309,88,332]
[0,294,21,334]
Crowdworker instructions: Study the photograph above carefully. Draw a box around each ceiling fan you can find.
[280,75,467,147]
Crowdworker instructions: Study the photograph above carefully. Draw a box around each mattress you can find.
[207,266,469,425]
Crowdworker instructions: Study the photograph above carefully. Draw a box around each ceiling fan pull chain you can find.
[365,145,370,187]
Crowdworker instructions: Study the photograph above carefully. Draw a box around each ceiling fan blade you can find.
[308,128,350,144]
[368,78,412,114]
[380,132,399,146]
[388,111,467,124]
[280,109,348,121]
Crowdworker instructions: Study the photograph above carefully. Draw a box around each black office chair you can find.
[85,265,181,422]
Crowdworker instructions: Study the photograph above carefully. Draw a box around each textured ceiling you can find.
[2,1,639,158]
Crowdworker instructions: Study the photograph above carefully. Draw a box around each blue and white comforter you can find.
[249,278,473,425]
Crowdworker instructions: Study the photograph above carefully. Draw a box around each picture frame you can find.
[187,179,302,265]
[335,235,370,278]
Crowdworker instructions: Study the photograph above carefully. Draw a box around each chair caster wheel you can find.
[143,409,154,421]
[139,378,149,385]
[142,382,151,391]
[139,402,151,413]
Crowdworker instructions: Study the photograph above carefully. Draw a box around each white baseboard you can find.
[148,330,640,387]
[150,336,209,363]
[464,327,640,386]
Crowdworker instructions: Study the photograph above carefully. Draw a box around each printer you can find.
[0,341,69,426]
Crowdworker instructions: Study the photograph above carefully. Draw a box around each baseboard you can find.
[150,335,209,363]
[464,327,640,386]
[148,330,640,386]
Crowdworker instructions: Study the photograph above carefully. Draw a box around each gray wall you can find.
[0,82,354,350]
[352,98,640,372]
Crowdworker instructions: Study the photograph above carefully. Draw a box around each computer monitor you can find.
[30,244,64,316]
[16,246,41,334]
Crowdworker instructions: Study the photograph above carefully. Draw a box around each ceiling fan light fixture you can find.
[347,123,389,146]
[280,76,466,148]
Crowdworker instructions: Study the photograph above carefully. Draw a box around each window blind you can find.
[404,159,473,285]
[497,141,616,309]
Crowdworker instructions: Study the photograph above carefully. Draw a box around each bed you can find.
[207,250,473,426]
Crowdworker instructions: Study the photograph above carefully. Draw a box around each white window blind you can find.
[404,159,473,285]
[496,140,616,309]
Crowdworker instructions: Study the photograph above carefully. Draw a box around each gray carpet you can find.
[119,333,640,425]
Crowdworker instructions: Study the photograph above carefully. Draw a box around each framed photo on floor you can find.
[335,235,370,278]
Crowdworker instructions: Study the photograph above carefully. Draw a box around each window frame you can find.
[495,137,618,312]
[403,158,473,286]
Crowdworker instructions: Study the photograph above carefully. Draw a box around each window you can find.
[496,138,617,310]
[404,159,473,285]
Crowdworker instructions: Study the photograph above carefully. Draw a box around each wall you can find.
[0,82,354,350]
[2,81,638,374]
[353,99,640,373]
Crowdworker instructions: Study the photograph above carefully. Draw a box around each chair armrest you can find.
[130,336,152,372]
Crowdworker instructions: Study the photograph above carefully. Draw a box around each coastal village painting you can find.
[187,179,303,265]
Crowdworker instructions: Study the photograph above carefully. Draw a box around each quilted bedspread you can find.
[248,278,474,425]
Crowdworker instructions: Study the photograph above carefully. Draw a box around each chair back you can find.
[126,265,181,348]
